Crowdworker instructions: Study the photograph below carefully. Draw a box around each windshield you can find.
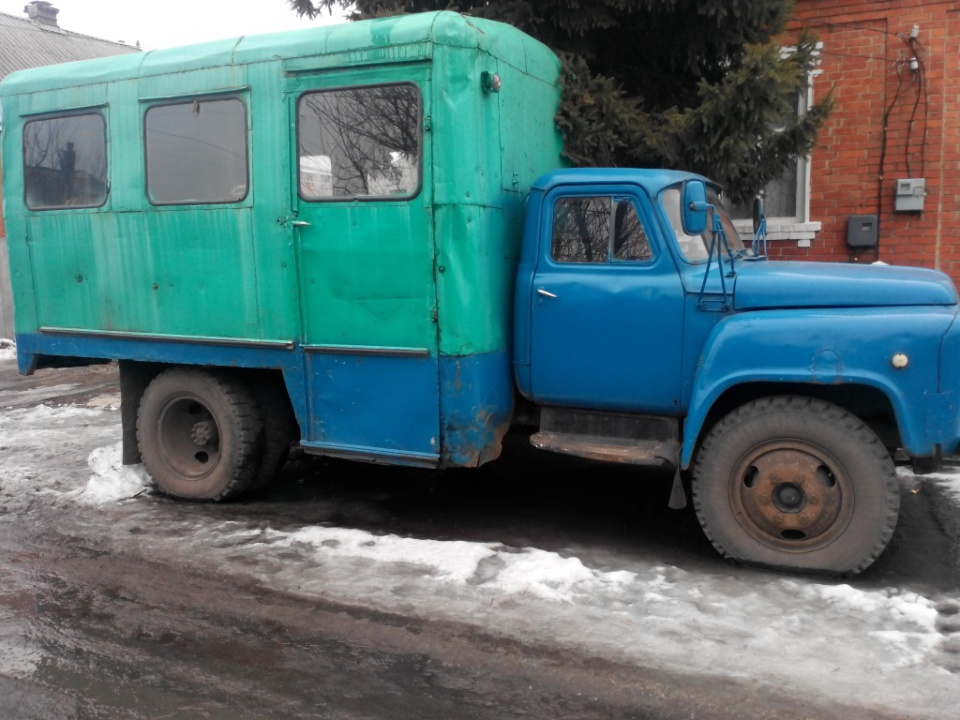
[661,186,745,262]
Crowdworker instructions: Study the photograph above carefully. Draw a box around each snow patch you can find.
[70,442,152,505]
[254,526,639,602]
[923,469,960,506]
[0,339,15,361]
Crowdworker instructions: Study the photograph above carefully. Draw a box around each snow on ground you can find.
[2,386,960,718]
[0,340,15,362]
[921,468,960,506]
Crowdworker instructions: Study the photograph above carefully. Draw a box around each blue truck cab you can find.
[513,169,960,575]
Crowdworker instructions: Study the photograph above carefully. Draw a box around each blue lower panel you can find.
[14,331,299,376]
[304,351,440,464]
[15,332,514,469]
[439,351,514,467]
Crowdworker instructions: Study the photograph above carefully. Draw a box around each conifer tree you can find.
[290,0,829,203]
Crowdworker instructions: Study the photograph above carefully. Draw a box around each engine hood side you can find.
[733,261,958,310]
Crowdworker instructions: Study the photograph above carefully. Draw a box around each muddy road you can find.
[1,359,958,719]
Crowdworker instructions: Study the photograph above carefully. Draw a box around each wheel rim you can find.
[730,441,854,552]
[156,395,222,481]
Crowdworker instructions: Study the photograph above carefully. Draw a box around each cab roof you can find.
[532,168,712,198]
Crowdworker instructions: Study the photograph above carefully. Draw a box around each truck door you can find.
[287,64,440,466]
[529,188,685,414]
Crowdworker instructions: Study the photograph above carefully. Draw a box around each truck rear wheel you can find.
[692,396,899,575]
[247,375,296,492]
[137,368,263,501]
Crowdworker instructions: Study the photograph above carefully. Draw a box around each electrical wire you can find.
[871,57,909,261]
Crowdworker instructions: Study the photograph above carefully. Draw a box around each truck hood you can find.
[733,261,958,310]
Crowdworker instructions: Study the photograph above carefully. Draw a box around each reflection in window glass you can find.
[24,113,107,209]
[552,197,652,263]
[145,98,248,205]
[613,200,652,261]
[552,197,610,263]
[298,84,421,199]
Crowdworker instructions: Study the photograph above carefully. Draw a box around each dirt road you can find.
[1,360,958,719]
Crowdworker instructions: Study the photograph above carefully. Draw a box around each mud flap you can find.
[668,467,687,510]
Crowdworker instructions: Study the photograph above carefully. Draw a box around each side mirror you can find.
[681,180,708,236]
[752,196,765,235]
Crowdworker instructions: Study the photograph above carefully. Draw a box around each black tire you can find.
[247,375,296,492]
[136,368,264,501]
[692,396,900,576]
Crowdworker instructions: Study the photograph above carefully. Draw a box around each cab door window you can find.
[551,196,653,264]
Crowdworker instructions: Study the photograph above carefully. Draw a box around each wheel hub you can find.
[190,420,218,447]
[156,398,222,479]
[734,445,850,549]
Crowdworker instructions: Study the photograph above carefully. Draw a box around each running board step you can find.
[529,431,678,467]
[529,407,679,468]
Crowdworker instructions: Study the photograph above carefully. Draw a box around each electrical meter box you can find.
[847,214,878,248]
[895,178,925,212]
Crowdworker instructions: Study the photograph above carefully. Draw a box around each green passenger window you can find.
[23,113,107,210]
[144,98,248,205]
[297,83,421,200]
[552,197,652,264]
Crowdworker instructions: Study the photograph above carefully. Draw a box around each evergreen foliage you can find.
[290,0,829,202]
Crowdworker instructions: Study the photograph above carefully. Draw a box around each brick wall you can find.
[775,1,960,283]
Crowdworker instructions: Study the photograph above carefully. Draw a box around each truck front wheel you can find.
[692,396,899,575]
[137,368,264,501]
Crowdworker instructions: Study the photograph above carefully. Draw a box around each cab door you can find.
[529,188,685,414]
[287,64,440,465]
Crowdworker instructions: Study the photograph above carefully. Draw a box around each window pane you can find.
[145,98,248,205]
[298,84,421,199]
[612,199,652,262]
[24,113,106,209]
[552,197,610,263]
[729,90,803,220]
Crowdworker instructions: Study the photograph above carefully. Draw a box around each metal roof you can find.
[0,9,139,81]
[0,11,559,96]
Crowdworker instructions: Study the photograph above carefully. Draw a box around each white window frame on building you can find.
[731,45,823,247]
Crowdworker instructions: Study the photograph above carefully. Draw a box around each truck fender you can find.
[679,309,948,468]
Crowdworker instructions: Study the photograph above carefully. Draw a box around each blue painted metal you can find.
[438,351,514,467]
[303,350,441,461]
[514,167,960,472]
[680,180,708,235]
[525,184,685,413]
[677,306,958,467]
[695,196,736,312]
[733,261,958,310]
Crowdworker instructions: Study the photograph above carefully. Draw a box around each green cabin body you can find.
[0,12,565,469]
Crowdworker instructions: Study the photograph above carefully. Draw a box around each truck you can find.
[2,11,958,576]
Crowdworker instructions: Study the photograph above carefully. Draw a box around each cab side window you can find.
[551,196,652,264]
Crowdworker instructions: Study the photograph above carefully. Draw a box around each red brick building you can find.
[757,0,960,283]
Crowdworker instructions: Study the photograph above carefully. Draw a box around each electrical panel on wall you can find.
[895,179,925,212]
[847,215,878,248]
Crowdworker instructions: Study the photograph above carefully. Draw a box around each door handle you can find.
[537,288,558,298]
[291,220,312,227]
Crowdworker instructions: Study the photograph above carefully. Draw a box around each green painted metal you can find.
[0,11,564,358]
